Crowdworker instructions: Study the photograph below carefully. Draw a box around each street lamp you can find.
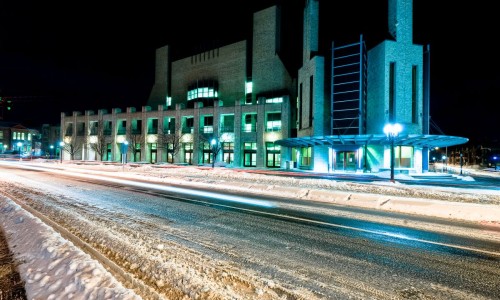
[211,138,217,168]
[121,141,129,165]
[383,123,402,182]
[59,142,65,163]
[494,156,498,171]
[50,145,54,159]
[460,152,463,175]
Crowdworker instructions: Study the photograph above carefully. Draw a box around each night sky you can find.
[0,0,498,145]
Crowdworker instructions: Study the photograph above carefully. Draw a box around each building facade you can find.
[276,0,467,174]
[39,124,61,158]
[61,6,295,167]
[60,0,468,173]
[0,121,40,156]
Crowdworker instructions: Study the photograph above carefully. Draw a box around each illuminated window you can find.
[301,147,312,167]
[266,113,281,132]
[222,142,234,164]
[182,117,194,133]
[164,117,175,134]
[187,87,218,100]
[183,142,193,164]
[265,97,283,103]
[243,114,257,132]
[202,115,214,133]
[396,146,414,168]
[244,142,257,150]
[245,82,253,94]
[243,142,257,167]
[202,142,213,164]
[266,142,281,168]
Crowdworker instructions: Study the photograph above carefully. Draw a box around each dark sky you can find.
[0,0,498,145]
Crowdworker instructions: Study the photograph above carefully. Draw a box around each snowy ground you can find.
[0,161,499,299]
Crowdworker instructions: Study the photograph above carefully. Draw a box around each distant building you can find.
[39,124,61,158]
[60,0,467,173]
[0,121,40,155]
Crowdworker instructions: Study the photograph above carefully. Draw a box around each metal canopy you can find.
[274,134,468,148]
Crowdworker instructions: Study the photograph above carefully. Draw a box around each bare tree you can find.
[61,136,84,161]
[157,128,185,164]
[88,119,107,161]
[126,125,145,162]
[198,132,225,168]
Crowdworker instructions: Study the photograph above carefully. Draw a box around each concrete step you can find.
[411,173,458,181]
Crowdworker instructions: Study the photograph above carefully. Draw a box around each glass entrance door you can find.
[336,151,357,171]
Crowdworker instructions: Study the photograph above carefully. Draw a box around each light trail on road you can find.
[5,161,499,257]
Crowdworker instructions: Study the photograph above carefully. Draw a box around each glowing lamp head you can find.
[383,123,403,137]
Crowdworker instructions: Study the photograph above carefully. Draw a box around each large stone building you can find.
[61,5,294,167]
[60,0,467,173]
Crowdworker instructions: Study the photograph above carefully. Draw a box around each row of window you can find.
[65,113,283,136]
[11,132,32,141]
[100,141,281,168]
[184,82,282,104]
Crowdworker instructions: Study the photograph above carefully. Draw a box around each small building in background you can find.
[0,121,40,156]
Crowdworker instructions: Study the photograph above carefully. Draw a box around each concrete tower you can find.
[147,46,170,109]
[367,0,426,171]
[367,0,423,135]
[297,0,329,172]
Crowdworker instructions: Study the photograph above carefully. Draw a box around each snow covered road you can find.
[1,162,500,299]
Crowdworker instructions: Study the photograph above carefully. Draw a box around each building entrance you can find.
[335,151,357,171]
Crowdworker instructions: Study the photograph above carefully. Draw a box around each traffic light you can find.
[6,100,12,110]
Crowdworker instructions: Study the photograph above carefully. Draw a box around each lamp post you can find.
[383,123,402,182]
[120,141,129,165]
[494,156,498,171]
[211,139,217,168]
[50,145,54,159]
[441,155,446,173]
[460,152,463,175]
[59,142,64,163]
